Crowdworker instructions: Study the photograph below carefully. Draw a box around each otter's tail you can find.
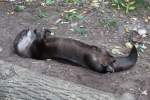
[113,45,138,72]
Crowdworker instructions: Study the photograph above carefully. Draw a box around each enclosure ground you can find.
[0,1,150,100]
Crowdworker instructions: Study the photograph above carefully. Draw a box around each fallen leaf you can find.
[148,16,150,20]
[91,0,100,8]
[125,42,133,48]
[124,26,129,33]
[55,19,62,24]
[111,48,123,55]
[144,18,149,23]
[0,46,3,52]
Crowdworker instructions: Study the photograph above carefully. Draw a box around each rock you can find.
[120,81,138,91]
[0,46,3,52]
[120,92,136,100]
[138,29,147,37]
[0,60,117,100]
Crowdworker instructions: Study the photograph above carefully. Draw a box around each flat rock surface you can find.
[0,60,117,100]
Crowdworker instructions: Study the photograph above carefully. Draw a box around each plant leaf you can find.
[37,9,48,18]
[129,6,136,10]
[129,1,135,6]
[125,42,133,48]
[14,5,25,12]
[45,0,55,5]
[121,3,126,7]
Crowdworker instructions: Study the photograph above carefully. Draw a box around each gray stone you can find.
[0,60,118,100]
[119,92,136,100]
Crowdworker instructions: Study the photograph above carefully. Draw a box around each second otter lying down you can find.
[14,29,138,73]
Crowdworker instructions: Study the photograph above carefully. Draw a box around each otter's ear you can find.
[33,29,37,34]
[43,29,51,39]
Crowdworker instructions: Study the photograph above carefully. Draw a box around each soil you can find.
[0,1,150,100]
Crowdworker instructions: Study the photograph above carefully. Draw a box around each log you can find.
[0,60,117,100]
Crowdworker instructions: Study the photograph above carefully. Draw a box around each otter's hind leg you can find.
[84,54,107,73]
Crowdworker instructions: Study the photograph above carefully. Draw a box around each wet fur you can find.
[14,29,138,73]
[41,37,116,73]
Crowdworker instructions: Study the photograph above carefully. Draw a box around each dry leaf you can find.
[125,42,133,48]
[112,48,123,55]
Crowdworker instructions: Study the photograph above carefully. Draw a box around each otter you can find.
[13,29,138,73]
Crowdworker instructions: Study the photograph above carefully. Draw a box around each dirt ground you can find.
[0,1,150,100]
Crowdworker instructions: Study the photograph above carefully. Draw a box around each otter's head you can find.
[14,29,41,58]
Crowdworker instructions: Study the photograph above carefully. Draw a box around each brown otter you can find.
[13,29,137,73]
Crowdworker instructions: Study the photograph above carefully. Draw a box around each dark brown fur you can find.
[14,29,138,73]
[112,45,138,72]
[39,36,116,73]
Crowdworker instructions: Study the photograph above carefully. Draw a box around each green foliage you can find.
[136,0,150,10]
[111,0,150,13]
[14,5,25,12]
[144,3,150,10]
[111,0,136,13]
[37,9,48,18]
[121,0,136,14]
[64,0,82,5]
[111,0,122,9]
[44,0,55,5]
[63,9,84,21]
[73,26,87,35]
[99,19,117,28]
[107,20,117,27]
[135,0,144,4]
